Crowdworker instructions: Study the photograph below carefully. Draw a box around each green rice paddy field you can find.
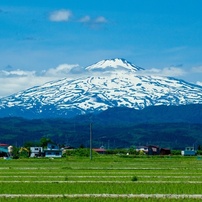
[1,155,202,201]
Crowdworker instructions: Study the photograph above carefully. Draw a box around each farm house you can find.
[30,147,43,157]
[0,143,13,158]
[136,146,148,154]
[0,144,8,157]
[147,145,160,155]
[181,147,196,156]
[43,143,62,158]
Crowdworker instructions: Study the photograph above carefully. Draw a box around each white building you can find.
[30,147,43,157]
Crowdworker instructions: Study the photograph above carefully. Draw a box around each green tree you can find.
[11,146,20,159]
[24,141,39,148]
[39,137,52,148]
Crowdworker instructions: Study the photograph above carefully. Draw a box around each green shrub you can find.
[131,176,138,181]
[171,150,181,155]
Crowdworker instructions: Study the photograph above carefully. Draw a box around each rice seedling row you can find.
[0,156,202,201]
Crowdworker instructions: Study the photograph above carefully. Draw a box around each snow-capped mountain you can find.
[0,58,202,118]
[86,58,144,72]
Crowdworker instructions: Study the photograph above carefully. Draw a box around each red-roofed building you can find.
[0,143,9,157]
[93,148,106,154]
[0,144,9,147]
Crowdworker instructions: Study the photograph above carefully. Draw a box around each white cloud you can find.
[196,81,202,86]
[138,67,186,77]
[94,16,108,23]
[49,9,72,22]
[0,76,45,98]
[160,67,186,77]
[44,64,79,77]
[78,15,108,27]
[0,69,35,77]
[79,16,91,23]
[49,10,108,27]
[0,64,85,98]
[192,66,202,73]
[0,69,48,97]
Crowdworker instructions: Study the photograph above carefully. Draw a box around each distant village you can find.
[0,140,198,159]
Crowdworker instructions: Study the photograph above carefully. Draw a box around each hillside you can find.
[0,105,202,149]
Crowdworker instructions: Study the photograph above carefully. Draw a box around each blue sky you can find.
[0,0,202,97]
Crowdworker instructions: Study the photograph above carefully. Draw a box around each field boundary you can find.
[1,194,202,199]
[1,180,202,183]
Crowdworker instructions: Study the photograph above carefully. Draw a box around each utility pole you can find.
[89,123,92,160]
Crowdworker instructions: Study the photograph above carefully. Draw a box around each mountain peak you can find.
[1,58,202,119]
[85,58,144,72]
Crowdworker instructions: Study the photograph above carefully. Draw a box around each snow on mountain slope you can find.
[0,58,202,118]
[86,58,144,72]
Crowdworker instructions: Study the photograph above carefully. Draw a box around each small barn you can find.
[160,148,171,155]
[147,145,160,155]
